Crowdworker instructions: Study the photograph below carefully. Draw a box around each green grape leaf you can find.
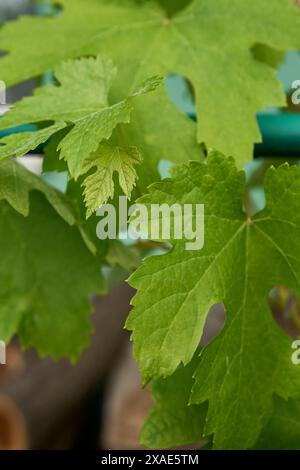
[0,55,161,179]
[0,55,117,126]
[254,397,300,450]
[0,122,66,160]
[143,358,300,450]
[81,143,142,217]
[141,353,207,449]
[127,152,300,449]
[140,343,296,451]
[0,0,299,164]
[0,193,104,360]
[0,157,99,254]
[0,157,74,222]
[124,85,202,191]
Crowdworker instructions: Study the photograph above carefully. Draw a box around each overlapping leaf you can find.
[143,362,300,450]
[254,397,300,450]
[0,56,161,183]
[127,152,300,448]
[0,0,299,164]
[0,157,74,221]
[0,158,104,359]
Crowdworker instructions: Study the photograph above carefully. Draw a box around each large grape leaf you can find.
[0,157,99,254]
[0,158,105,359]
[0,55,161,181]
[126,152,300,448]
[0,0,199,167]
[0,0,299,164]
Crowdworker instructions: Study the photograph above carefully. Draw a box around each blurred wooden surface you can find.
[101,343,152,450]
[0,283,134,450]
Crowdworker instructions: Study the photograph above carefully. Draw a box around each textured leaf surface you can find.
[142,354,207,449]
[127,152,300,448]
[0,56,161,179]
[81,143,142,217]
[143,359,300,450]
[0,0,299,163]
[0,194,104,360]
[0,157,104,358]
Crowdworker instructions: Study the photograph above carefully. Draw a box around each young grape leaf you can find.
[127,152,300,449]
[81,143,142,217]
[0,55,161,179]
[0,191,105,360]
[0,0,299,164]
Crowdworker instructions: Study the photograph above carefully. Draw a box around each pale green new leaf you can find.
[127,152,300,449]
[81,143,142,217]
[0,0,299,164]
[0,55,117,125]
[0,55,161,178]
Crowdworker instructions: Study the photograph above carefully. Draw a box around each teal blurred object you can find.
[254,51,300,157]
[42,171,68,193]
[34,1,61,16]
[256,113,300,157]
[278,51,300,93]
[0,124,37,139]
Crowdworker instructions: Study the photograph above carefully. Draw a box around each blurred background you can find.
[0,0,300,450]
